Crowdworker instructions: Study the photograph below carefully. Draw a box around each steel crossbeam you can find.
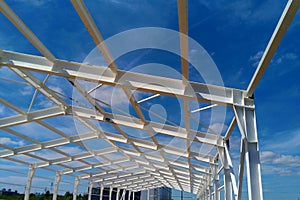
[0,0,298,199]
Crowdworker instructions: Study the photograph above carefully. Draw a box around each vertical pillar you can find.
[234,98,263,200]
[99,186,104,200]
[88,180,94,200]
[132,191,135,200]
[116,188,120,200]
[24,164,36,200]
[214,163,220,200]
[128,190,131,200]
[223,147,232,200]
[147,189,150,200]
[121,189,126,200]
[209,186,213,200]
[53,172,62,200]
[73,177,80,200]
[109,186,113,200]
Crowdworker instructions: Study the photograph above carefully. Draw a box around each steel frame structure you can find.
[0,0,299,200]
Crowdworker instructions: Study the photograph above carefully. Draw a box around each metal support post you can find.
[147,189,150,200]
[128,190,131,200]
[53,172,62,200]
[73,177,80,200]
[234,97,263,200]
[209,185,213,200]
[132,191,135,200]
[121,189,126,200]
[100,186,104,200]
[88,180,94,200]
[109,186,112,200]
[116,188,120,200]
[24,164,36,200]
[223,146,232,200]
[214,163,220,200]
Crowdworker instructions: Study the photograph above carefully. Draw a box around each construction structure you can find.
[0,0,299,200]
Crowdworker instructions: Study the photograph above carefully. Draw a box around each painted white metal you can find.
[116,188,120,200]
[247,0,300,97]
[128,190,131,200]
[109,186,113,200]
[53,172,62,200]
[24,165,36,200]
[73,177,80,200]
[214,163,220,200]
[88,181,94,200]
[99,186,104,200]
[0,0,296,197]
[0,50,243,106]
[234,97,263,200]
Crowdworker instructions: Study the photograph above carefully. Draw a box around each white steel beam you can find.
[109,186,113,200]
[234,98,263,200]
[0,50,244,106]
[73,177,80,200]
[24,164,36,200]
[53,172,62,200]
[0,105,65,128]
[247,0,300,97]
[88,180,94,200]
[116,188,120,200]
[71,0,118,73]
[100,186,104,200]
[0,0,55,61]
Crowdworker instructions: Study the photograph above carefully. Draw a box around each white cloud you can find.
[263,128,300,153]
[261,150,300,168]
[0,137,24,147]
[249,50,264,67]
[260,151,300,176]
[20,85,34,96]
[274,52,298,65]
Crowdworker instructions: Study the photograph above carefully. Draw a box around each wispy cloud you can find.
[262,128,300,153]
[261,151,300,176]
[274,52,298,65]
[0,137,24,147]
[249,50,264,67]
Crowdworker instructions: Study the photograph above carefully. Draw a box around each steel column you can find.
[109,186,113,200]
[88,181,94,200]
[53,172,62,200]
[234,98,263,200]
[116,188,120,200]
[128,190,131,200]
[24,164,36,200]
[209,186,213,200]
[132,191,135,200]
[73,177,80,200]
[100,186,104,200]
[214,164,220,200]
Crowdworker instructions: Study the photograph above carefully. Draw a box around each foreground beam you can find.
[24,165,36,200]
[247,0,300,97]
[0,50,244,106]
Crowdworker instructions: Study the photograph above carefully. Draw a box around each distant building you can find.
[140,187,172,200]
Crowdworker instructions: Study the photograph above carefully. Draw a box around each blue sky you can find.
[0,0,300,199]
